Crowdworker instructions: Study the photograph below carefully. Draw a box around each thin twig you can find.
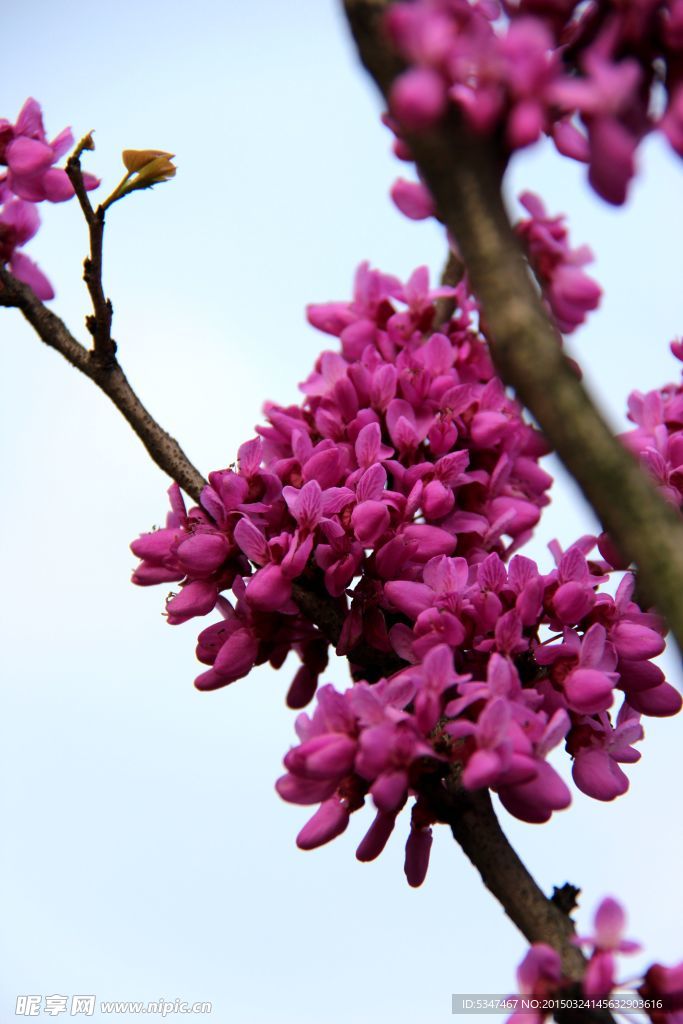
[66,142,116,364]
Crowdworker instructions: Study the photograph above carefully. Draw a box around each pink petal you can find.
[176,533,229,574]
[383,580,433,619]
[6,136,53,176]
[244,563,292,611]
[356,811,397,862]
[15,98,45,137]
[40,168,75,202]
[564,668,614,714]
[1,197,40,243]
[371,770,409,812]
[9,250,54,300]
[390,178,435,220]
[404,825,432,888]
[626,682,682,717]
[211,627,258,684]
[166,579,218,624]
[390,67,448,131]
[594,897,626,949]
[572,748,629,801]
[352,500,389,546]
[296,798,350,850]
[233,517,269,564]
[583,951,616,998]
[275,774,337,807]
[463,748,503,789]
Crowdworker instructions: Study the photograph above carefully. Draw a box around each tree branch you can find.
[3,255,590,1006]
[344,0,683,655]
[0,36,645,1013]
[340,2,655,1013]
[434,248,465,327]
[66,141,116,364]
[341,0,683,668]
[419,778,616,1023]
[0,262,399,676]
[0,265,206,501]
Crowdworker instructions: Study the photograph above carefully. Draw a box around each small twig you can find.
[66,139,116,364]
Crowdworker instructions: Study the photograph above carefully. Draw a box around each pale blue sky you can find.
[1,2,682,1022]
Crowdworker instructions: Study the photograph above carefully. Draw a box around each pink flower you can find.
[575,896,641,997]
[639,961,683,1023]
[0,198,54,299]
[390,67,449,130]
[516,192,601,333]
[383,0,683,207]
[507,943,564,1024]
[569,702,643,801]
[0,98,99,204]
[390,178,435,220]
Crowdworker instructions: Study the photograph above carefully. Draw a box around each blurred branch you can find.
[341,0,683,668]
[339,0,672,1010]
[342,0,683,663]
[434,248,465,326]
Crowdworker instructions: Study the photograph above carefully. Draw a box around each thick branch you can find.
[434,249,465,327]
[342,0,683,655]
[342,3,650,1013]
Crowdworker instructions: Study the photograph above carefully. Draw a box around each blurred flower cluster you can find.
[0,98,98,299]
[385,0,683,206]
[512,896,683,1024]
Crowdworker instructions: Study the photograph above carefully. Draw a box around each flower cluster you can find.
[0,98,98,298]
[621,342,683,510]
[514,192,601,334]
[385,0,683,206]
[510,897,683,1024]
[132,262,680,884]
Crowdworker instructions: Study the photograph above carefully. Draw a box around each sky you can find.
[1,2,682,1022]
